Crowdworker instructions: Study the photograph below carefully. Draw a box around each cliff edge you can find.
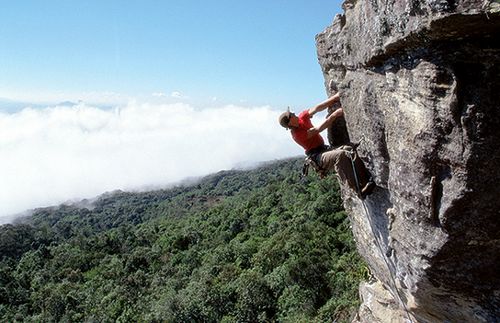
[316,1,500,322]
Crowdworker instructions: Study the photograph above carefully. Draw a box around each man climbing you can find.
[279,93,375,198]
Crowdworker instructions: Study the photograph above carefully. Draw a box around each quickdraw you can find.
[302,154,328,179]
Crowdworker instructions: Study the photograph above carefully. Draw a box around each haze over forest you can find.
[0,1,341,222]
[0,101,304,223]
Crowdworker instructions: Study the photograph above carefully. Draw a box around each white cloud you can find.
[170,91,188,99]
[0,101,300,223]
[170,91,182,98]
[152,92,167,98]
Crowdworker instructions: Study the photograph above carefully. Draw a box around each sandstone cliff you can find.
[316,1,500,322]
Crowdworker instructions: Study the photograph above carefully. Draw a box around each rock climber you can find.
[279,93,375,198]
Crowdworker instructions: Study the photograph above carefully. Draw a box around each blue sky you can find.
[0,1,342,108]
[0,1,344,221]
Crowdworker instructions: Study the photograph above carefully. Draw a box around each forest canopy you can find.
[0,157,367,322]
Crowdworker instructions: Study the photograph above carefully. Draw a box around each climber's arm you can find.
[307,108,343,138]
[307,93,340,117]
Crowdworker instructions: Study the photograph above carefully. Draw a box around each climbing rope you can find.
[349,149,416,323]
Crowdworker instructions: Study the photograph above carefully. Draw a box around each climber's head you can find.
[279,107,297,129]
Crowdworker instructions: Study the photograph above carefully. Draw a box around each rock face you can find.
[316,1,500,322]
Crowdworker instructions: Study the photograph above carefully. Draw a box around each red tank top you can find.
[291,110,324,153]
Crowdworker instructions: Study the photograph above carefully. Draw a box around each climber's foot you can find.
[361,181,376,199]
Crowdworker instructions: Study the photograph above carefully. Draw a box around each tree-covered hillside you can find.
[0,158,367,322]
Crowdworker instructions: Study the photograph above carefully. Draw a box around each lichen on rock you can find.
[316,0,500,322]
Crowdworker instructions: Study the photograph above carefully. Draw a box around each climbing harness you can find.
[349,144,416,323]
[302,154,327,179]
[301,145,330,179]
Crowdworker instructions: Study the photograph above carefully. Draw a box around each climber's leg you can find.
[319,148,358,192]
[320,146,376,197]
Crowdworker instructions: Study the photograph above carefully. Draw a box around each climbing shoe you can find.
[361,181,376,198]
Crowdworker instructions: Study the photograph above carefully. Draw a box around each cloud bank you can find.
[0,102,300,223]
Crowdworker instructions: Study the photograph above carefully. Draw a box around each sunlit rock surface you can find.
[316,0,500,321]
